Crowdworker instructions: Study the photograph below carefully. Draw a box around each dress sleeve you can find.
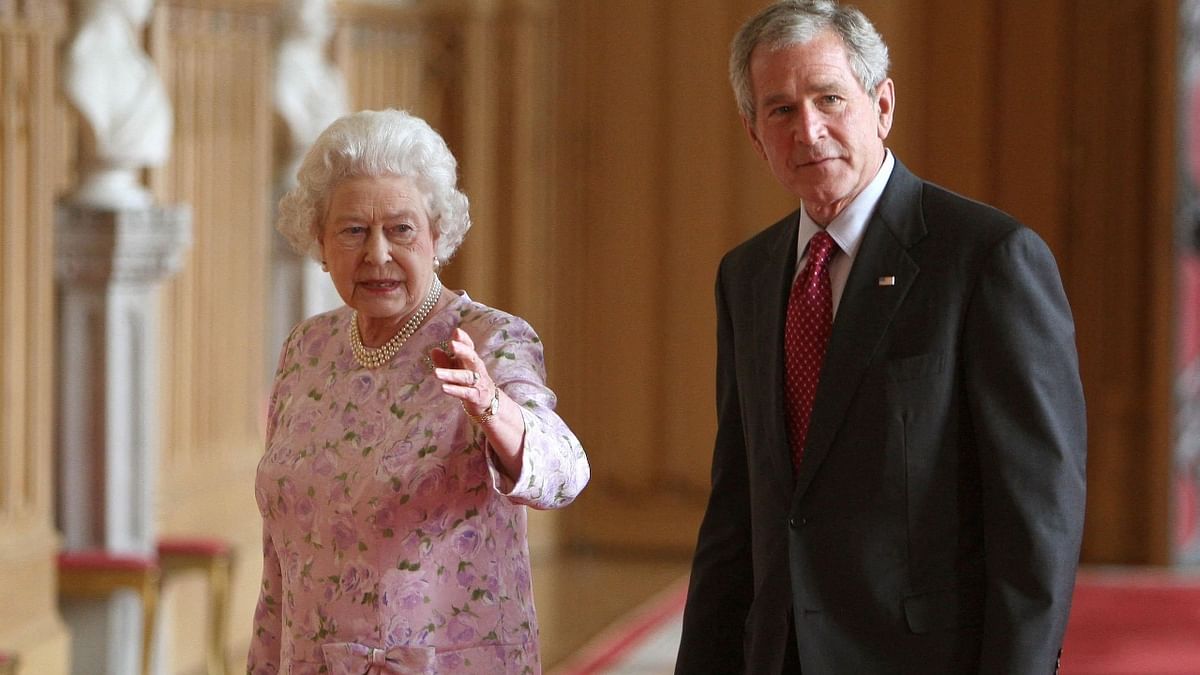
[245,527,284,674]
[474,314,590,510]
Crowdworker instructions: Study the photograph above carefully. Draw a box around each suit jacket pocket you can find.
[885,352,946,383]
[903,585,984,634]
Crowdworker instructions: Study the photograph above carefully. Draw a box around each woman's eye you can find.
[334,226,366,246]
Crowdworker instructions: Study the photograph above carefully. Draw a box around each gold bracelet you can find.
[463,387,500,425]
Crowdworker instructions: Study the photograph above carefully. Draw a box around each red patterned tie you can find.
[784,230,838,472]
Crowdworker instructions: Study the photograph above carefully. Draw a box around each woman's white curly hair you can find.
[276,109,471,267]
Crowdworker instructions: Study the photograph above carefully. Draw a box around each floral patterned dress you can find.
[247,291,589,675]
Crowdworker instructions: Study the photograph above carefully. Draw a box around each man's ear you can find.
[874,78,895,140]
[741,114,767,161]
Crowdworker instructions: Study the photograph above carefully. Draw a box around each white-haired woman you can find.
[247,109,589,675]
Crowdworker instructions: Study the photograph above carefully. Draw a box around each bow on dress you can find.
[320,642,437,675]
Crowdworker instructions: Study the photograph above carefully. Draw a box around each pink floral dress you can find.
[247,291,589,674]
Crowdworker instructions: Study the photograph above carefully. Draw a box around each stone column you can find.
[270,0,347,366]
[55,205,191,675]
[57,1,191,672]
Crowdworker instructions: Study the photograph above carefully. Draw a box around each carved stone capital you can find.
[55,203,192,285]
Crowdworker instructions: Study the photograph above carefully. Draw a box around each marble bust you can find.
[275,0,349,191]
[63,0,172,209]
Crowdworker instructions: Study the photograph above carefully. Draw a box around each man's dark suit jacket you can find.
[676,159,1087,675]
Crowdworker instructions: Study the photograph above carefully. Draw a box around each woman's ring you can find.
[471,371,480,385]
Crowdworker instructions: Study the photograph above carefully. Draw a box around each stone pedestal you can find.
[55,203,191,675]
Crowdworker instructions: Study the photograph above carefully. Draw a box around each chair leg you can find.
[207,554,232,675]
[141,573,159,675]
[157,538,235,675]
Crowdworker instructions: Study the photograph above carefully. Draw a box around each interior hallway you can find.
[0,1,1195,672]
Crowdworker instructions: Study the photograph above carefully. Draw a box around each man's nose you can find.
[794,107,825,145]
[363,228,391,265]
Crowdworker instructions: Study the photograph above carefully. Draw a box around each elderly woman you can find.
[247,109,589,674]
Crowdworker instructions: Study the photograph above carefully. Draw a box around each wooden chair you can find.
[157,537,234,675]
[57,550,160,675]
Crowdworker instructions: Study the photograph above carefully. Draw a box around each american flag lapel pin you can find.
[878,275,896,286]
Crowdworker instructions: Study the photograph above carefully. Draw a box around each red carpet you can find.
[553,568,1200,674]
[1061,569,1200,674]
[549,578,687,675]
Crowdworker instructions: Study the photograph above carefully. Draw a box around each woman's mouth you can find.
[359,279,402,292]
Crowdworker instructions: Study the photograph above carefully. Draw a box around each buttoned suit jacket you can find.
[675,159,1087,675]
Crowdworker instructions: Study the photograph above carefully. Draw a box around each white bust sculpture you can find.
[63,0,172,209]
[275,0,349,192]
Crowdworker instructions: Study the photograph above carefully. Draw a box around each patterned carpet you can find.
[550,568,1200,675]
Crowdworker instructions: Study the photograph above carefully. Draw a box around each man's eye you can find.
[770,105,794,117]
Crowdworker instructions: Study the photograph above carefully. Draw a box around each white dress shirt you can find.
[794,149,896,317]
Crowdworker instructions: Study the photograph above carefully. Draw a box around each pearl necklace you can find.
[349,277,443,369]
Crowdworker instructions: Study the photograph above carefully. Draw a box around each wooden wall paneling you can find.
[1068,0,1173,564]
[555,0,698,552]
[157,4,191,469]
[910,0,994,199]
[0,3,71,672]
[152,0,274,469]
[658,0,740,505]
[1,0,25,522]
[415,10,468,179]
[1132,0,1175,565]
[452,0,504,307]
[549,0,591,547]
[1152,0,1182,564]
[497,0,550,331]
[24,0,55,525]
[334,3,426,114]
[513,0,541,310]
[992,2,1071,254]
[149,1,277,669]
[489,0,560,556]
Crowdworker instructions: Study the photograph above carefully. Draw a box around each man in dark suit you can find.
[675,1,1087,673]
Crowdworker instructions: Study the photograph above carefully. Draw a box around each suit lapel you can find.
[793,161,927,500]
[752,210,802,489]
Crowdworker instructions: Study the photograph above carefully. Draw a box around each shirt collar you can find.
[797,149,895,259]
